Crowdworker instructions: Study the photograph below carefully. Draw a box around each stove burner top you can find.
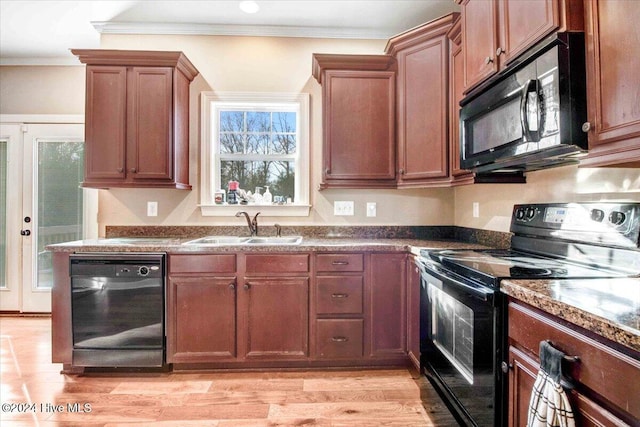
[422,248,632,287]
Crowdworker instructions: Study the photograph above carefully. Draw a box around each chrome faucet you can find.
[236,211,260,236]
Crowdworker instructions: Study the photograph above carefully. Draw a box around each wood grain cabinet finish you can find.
[580,0,640,167]
[71,49,199,189]
[312,54,397,189]
[406,258,421,372]
[385,14,458,187]
[316,319,364,359]
[507,300,640,426]
[459,0,583,93]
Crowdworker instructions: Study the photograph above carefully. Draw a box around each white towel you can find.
[526,341,576,427]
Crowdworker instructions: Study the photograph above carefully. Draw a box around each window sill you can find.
[199,204,312,217]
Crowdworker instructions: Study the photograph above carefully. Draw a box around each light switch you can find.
[147,201,158,217]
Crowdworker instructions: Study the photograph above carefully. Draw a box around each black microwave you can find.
[460,33,588,173]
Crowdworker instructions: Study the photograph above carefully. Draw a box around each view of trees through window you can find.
[219,110,296,202]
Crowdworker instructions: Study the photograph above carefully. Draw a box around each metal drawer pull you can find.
[331,261,349,265]
[331,293,349,298]
[331,336,348,342]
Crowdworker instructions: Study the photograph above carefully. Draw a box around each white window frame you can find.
[200,92,311,217]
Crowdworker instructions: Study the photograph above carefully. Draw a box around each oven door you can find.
[417,258,502,427]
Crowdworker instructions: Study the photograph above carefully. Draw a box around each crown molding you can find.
[91,21,390,40]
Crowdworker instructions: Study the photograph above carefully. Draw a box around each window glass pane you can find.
[273,112,296,133]
[0,141,6,289]
[220,111,244,132]
[221,160,295,203]
[247,133,270,154]
[270,134,297,155]
[246,111,270,132]
[220,133,244,154]
[37,140,84,289]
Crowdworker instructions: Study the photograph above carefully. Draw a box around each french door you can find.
[0,119,97,312]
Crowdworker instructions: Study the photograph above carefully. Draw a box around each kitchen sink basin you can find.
[182,236,303,246]
[183,236,250,245]
[244,236,303,245]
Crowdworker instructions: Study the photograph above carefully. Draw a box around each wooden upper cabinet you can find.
[580,0,640,167]
[312,54,397,189]
[385,14,457,187]
[460,0,583,93]
[72,49,199,189]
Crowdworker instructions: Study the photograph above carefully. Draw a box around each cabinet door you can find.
[397,36,449,184]
[240,278,309,360]
[583,0,640,167]
[322,70,396,185]
[167,276,237,363]
[369,253,406,358]
[500,0,559,64]
[84,66,127,181]
[507,345,538,427]
[127,67,174,182]
[461,0,499,91]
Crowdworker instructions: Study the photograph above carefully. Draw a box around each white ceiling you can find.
[0,0,459,65]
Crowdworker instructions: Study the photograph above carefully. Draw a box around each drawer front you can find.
[316,253,364,272]
[245,254,310,273]
[169,254,236,274]
[316,319,363,359]
[316,276,363,314]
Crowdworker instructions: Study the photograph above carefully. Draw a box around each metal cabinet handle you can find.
[582,122,592,132]
[244,284,251,290]
[496,47,504,56]
[399,168,405,175]
[331,336,348,342]
[501,361,513,373]
[331,293,349,299]
[117,167,124,173]
[229,283,236,290]
[325,167,330,175]
[484,56,494,65]
[130,168,137,173]
[20,229,31,236]
[332,261,349,265]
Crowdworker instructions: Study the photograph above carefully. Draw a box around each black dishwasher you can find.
[70,253,165,368]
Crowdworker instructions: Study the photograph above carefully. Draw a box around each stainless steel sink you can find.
[183,236,249,245]
[244,236,303,245]
[182,236,303,246]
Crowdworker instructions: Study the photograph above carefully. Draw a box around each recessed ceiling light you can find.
[239,1,260,14]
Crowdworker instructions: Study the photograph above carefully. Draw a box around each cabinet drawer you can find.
[316,319,363,359]
[316,253,364,272]
[316,276,363,314]
[245,254,309,273]
[169,254,236,274]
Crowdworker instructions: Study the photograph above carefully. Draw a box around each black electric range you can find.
[416,202,640,427]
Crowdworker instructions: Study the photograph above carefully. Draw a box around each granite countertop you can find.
[502,278,640,353]
[47,236,488,254]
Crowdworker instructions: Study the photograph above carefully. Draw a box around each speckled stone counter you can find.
[47,236,489,254]
[502,278,640,353]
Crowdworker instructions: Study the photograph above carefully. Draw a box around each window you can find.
[200,92,310,216]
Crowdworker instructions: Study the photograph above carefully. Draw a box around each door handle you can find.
[21,229,31,236]
[520,79,542,142]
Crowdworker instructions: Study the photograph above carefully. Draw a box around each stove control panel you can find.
[511,203,640,248]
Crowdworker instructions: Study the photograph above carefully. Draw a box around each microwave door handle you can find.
[520,79,541,142]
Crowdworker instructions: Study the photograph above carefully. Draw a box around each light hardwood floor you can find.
[0,316,459,426]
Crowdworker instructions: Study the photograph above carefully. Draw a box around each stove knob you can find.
[526,207,536,219]
[590,209,605,222]
[608,211,626,226]
[138,266,150,276]
[516,208,526,220]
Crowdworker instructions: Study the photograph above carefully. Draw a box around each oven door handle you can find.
[417,257,494,303]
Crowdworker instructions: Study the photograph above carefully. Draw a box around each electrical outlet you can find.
[473,202,480,218]
[366,202,377,217]
[334,201,354,216]
[147,201,158,217]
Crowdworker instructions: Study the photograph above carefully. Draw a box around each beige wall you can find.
[0,66,85,114]
[2,34,638,235]
[454,165,640,232]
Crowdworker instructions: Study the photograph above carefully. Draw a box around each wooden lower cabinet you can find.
[167,276,237,363]
[406,257,421,372]
[167,251,409,368]
[240,277,309,360]
[507,300,640,426]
